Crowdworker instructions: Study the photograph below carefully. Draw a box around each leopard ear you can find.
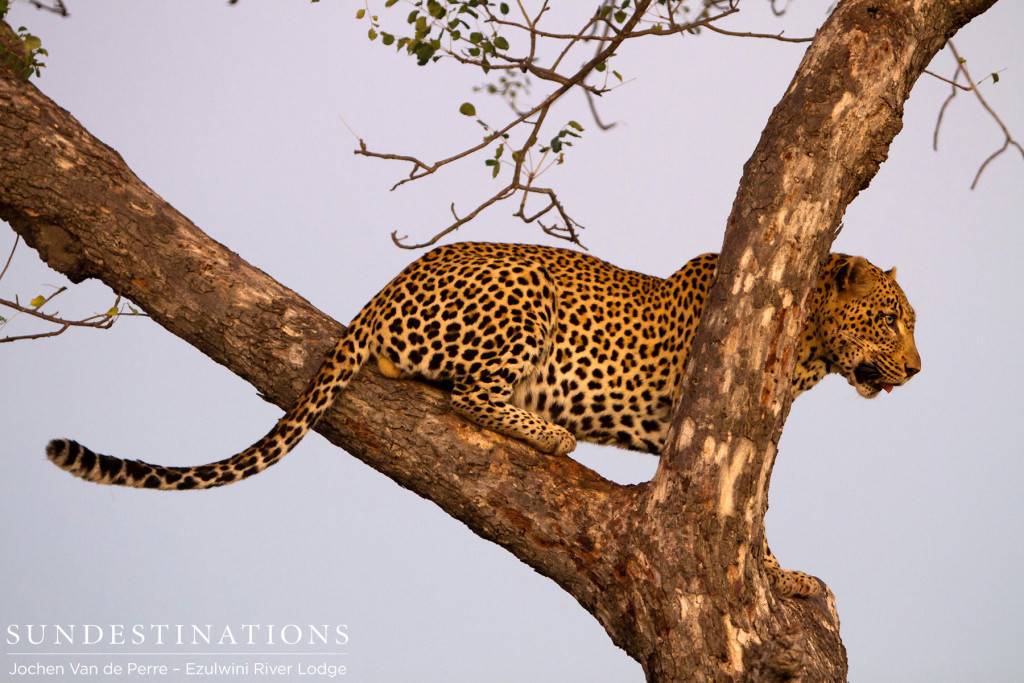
[831,253,872,290]
[885,266,898,280]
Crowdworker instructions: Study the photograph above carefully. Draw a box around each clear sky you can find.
[3,2,1023,681]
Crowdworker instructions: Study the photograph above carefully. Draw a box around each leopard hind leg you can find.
[451,372,576,456]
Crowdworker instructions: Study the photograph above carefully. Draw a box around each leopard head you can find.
[815,255,921,398]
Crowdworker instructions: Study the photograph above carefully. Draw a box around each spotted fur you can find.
[46,242,919,597]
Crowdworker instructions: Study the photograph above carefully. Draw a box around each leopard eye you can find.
[882,313,897,329]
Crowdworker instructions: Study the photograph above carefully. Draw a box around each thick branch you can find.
[631,0,997,678]
[0,34,622,623]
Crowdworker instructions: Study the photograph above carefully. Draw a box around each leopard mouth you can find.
[853,363,894,395]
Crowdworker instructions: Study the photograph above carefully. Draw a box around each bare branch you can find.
[0,287,123,343]
[0,237,142,342]
[24,0,68,16]
[583,6,619,131]
[0,232,17,281]
[701,23,811,43]
[932,41,1024,188]
[924,68,971,90]
[390,184,518,250]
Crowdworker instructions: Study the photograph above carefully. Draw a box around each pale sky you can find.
[3,2,1023,681]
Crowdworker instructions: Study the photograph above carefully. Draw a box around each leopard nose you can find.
[905,346,921,379]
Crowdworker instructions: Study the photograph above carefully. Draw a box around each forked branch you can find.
[0,235,139,343]
[353,0,793,248]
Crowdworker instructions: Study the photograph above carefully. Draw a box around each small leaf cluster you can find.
[0,2,49,80]
[457,101,512,178]
[599,0,633,26]
[474,72,531,111]
[356,0,513,70]
[541,121,584,155]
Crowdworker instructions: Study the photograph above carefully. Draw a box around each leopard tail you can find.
[46,321,372,490]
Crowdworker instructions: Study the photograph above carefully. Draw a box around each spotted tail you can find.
[46,328,370,490]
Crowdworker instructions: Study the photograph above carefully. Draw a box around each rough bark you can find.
[0,0,997,680]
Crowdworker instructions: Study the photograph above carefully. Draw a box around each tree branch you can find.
[932,41,1024,188]
[0,33,620,624]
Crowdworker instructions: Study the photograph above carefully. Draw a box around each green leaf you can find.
[568,120,583,131]
[368,28,378,41]
[415,16,429,38]
[469,31,483,44]
[550,137,562,153]
[614,10,627,23]
[106,306,119,317]
[414,42,437,65]
[992,72,999,84]
[499,2,509,14]
[494,36,509,51]
[384,0,399,6]
[30,295,45,308]
[459,102,477,116]
[355,9,365,19]
[595,61,606,72]
[382,33,395,46]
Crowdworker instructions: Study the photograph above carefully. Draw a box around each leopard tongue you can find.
[881,383,895,393]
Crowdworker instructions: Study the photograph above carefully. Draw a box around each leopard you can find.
[45,242,920,598]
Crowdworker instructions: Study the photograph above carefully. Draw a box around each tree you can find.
[0,1,1012,680]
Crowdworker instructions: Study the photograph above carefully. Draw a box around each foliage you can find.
[350,1,752,248]
[0,1,48,79]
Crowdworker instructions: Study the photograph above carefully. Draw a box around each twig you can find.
[0,234,18,282]
[362,0,666,249]
[701,24,811,43]
[358,0,809,247]
[25,0,68,16]
[390,184,518,250]
[0,237,143,342]
[0,289,121,343]
[932,42,1024,189]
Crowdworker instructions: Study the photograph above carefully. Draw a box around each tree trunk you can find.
[0,0,997,680]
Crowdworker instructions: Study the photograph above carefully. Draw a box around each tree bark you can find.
[0,0,997,680]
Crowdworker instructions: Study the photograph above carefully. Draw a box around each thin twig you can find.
[701,23,811,43]
[0,242,142,342]
[359,0,809,247]
[932,42,1024,189]
[0,234,19,281]
[363,0,664,249]
[0,291,120,343]
[26,0,68,16]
